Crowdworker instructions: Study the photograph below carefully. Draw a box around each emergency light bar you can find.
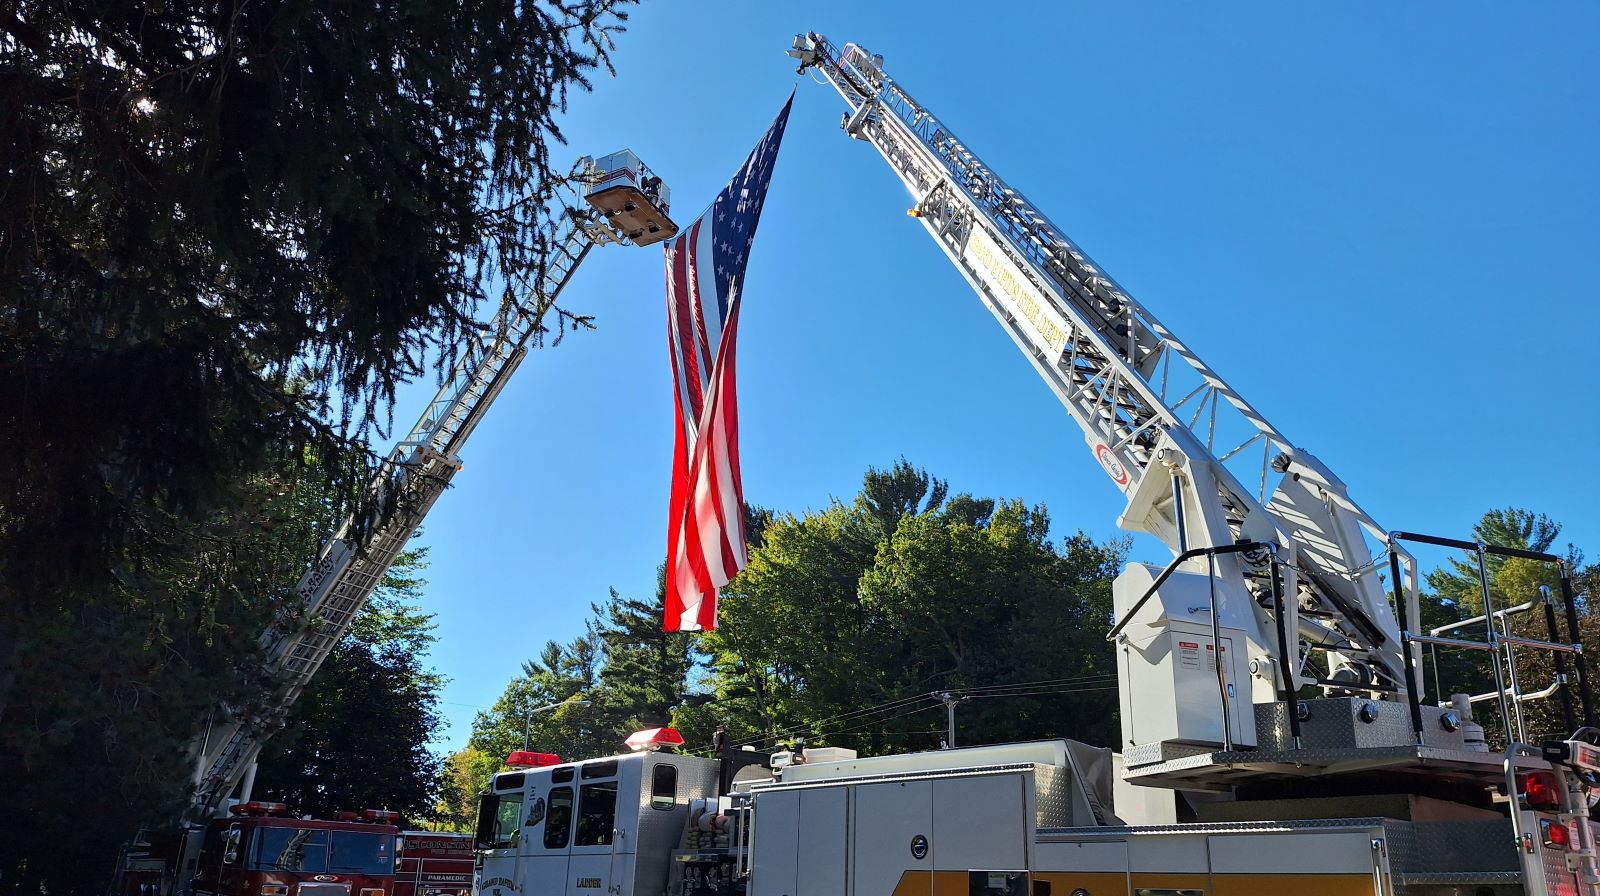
[338,808,402,823]
[624,727,685,752]
[506,751,562,769]
[230,801,288,817]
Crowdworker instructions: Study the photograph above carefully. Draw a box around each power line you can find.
[684,673,1122,754]
[680,680,1119,757]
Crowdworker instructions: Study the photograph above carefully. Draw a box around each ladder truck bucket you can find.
[583,150,678,247]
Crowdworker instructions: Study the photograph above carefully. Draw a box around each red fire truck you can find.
[190,803,399,896]
[393,832,472,896]
[118,802,401,896]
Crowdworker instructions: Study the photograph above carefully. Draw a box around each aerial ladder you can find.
[787,32,1411,708]
[185,149,678,820]
[788,33,1600,893]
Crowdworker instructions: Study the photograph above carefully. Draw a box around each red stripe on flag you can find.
[668,226,704,424]
[710,309,744,580]
[662,393,694,631]
[666,305,746,632]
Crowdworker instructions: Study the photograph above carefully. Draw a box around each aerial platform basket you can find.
[583,150,677,247]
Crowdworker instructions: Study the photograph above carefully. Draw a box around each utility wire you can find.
[680,680,1118,757]
[685,673,1120,754]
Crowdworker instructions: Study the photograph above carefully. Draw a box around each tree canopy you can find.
[454,461,1129,800]
[1425,508,1579,613]
[697,460,1127,754]
[1411,507,1594,743]
[0,2,635,892]
[253,549,446,820]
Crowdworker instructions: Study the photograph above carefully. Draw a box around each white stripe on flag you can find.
[696,222,722,353]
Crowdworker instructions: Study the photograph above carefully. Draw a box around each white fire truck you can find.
[470,33,1600,896]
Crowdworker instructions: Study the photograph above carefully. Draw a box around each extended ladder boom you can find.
[189,153,671,816]
[789,34,1417,700]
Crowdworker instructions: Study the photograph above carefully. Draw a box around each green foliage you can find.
[1410,508,1595,745]
[436,747,495,832]
[697,461,1127,754]
[466,580,696,779]
[351,548,445,662]
[0,1,633,890]
[253,640,444,819]
[466,461,1129,770]
[1424,508,1574,613]
[595,580,697,733]
[253,550,445,820]
[0,450,337,896]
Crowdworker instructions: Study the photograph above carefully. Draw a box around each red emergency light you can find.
[363,809,401,824]
[624,727,685,752]
[1544,818,1573,850]
[230,801,289,817]
[1518,771,1562,811]
[505,751,562,769]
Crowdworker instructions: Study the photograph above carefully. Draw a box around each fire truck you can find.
[117,802,400,896]
[470,32,1600,896]
[395,832,474,896]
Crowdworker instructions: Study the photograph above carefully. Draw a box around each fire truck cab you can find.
[473,741,720,896]
[190,803,399,896]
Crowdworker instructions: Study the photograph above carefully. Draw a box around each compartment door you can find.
[933,775,1028,872]
[797,788,848,896]
[751,791,800,896]
[852,781,933,896]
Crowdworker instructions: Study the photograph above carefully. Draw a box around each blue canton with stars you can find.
[706,93,793,325]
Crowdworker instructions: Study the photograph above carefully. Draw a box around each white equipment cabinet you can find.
[750,746,1059,896]
[1113,563,1256,752]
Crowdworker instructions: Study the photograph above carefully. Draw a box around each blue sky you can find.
[397,2,1600,752]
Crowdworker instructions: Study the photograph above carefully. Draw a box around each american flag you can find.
[662,95,793,632]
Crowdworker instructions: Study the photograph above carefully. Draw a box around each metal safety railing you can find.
[1387,531,1595,747]
[1108,541,1300,751]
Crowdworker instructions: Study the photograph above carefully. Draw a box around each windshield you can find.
[252,828,329,872]
[250,828,395,875]
[489,794,523,849]
[329,832,395,874]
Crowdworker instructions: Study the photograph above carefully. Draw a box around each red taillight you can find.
[1542,818,1572,850]
[1519,771,1562,810]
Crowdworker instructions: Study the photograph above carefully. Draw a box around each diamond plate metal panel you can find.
[1385,820,1422,875]
[1120,741,1528,792]
[1410,820,1519,873]
[1255,697,1473,752]
[1039,816,1397,838]
[1123,740,1212,768]
[1033,764,1073,828]
[631,756,721,896]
